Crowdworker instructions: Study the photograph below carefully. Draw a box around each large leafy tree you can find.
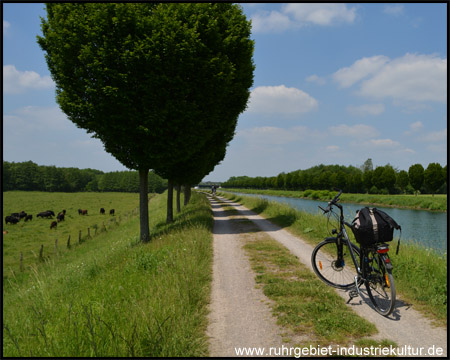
[424,163,444,196]
[38,3,254,241]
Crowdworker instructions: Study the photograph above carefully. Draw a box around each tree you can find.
[396,170,409,194]
[408,164,424,195]
[362,170,373,193]
[381,165,397,194]
[38,3,254,240]
[424,163,444,196]
[361,158,373,173]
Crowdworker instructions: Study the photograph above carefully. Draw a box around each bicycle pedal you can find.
[347,290,359,303]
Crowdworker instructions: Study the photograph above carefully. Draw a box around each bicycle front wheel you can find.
[311,238,361,289]
[365,252,396,316]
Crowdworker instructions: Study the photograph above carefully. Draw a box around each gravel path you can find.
[206,196,284,357]
[207,194,447,357]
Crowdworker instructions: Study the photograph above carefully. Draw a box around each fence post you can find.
[39,245,44,261]
[20,252,23,271]
[67,235,71,249]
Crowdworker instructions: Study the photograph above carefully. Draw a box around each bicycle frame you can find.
[330,201,362,277]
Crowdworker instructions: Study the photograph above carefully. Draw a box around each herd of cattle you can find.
[4,208,115,229]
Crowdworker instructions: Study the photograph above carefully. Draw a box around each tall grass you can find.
[3,192,213,357]
[219,192,447,326]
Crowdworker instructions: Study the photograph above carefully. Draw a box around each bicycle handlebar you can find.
[319,188,343,214]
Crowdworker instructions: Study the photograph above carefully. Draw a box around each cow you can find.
[50,221,57,230]
[24,214,33,222]
[57,213,65,222]
[19,211,27,219]
[81,209,88,215]
[47,210,55,217]
[100,208,105,215]
[5,216,19,225]
[78,209,82,215]
[11,213,20,218]
[109,209,115,215]
[37,211,53,219]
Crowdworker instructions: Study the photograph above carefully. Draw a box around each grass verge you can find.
[218,192,447,327]
[242,235,379,346]
[221,188,447,212]
[3,192,213,357]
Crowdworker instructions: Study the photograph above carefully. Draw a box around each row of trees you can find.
[222,160,447,195]
[3,161,167,194]
[38,3,254,241]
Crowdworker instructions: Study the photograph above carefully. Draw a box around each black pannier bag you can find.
[351,207,401,250]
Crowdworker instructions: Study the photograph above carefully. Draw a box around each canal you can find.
[226,191,447,252]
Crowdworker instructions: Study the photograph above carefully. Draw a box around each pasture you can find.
[3,191,140,281]
[3,191,213,356]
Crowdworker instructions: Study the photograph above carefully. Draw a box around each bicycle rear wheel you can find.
[365,252,396,316]
[311,238,361,289]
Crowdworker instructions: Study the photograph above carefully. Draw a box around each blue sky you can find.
[3,3,447,182]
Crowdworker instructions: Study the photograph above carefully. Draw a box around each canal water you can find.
[226,192,447,252]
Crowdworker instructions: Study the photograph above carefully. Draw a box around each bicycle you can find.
[310,189,396,316]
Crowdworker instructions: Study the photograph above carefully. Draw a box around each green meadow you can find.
[3,191,213,357]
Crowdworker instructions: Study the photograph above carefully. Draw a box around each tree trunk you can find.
[184,185,191,206]
[139,168,150,242]
[167,179,174,223]
[176,184,181,213]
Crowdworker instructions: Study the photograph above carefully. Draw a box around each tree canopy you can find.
[38,3,254,240]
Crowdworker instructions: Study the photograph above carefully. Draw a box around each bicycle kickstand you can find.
[346,276,362,304]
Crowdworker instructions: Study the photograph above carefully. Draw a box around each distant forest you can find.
[222,160,447,195]
[3,161,167,193]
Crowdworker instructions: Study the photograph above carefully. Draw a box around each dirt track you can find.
[206,194,447,357]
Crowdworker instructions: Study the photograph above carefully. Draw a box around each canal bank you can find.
[223,190,447,252]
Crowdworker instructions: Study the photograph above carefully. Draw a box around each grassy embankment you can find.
[221,188,447,212]
[218,191,447,327]
[3,191,213,357]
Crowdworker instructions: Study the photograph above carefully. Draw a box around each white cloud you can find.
[3,65,54,94]
[3,20,10,35]
[368,138,400,148]
[306,74,326,85]
[4,106,72,132]
[409,121,424,132]
[247,85,318,115]
[251,11,292,33]
[333,55,389,88]
[359,54,447,103]
[283,3,357,26]
[237,125,322,146]
[328,124,380,138]
[419,129,447,143]
[250,3,357,33]
[347,103,385,116]
[403,120,425,136]
[384,5,404,16]
[333,53,447,104]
